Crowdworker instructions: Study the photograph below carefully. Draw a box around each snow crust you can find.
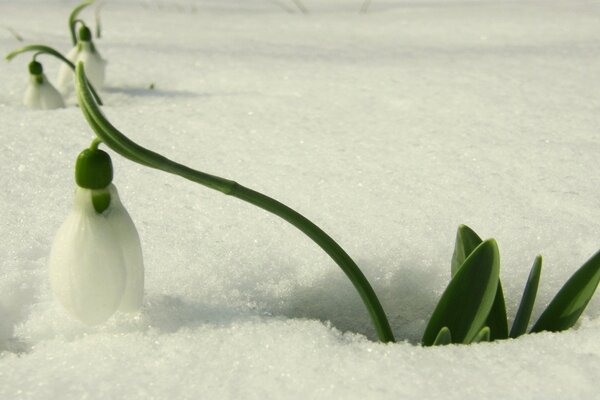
[1,0,599,398]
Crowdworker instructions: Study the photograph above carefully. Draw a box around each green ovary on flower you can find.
[78,25,93,42]
[23,61,65,110]
[76,147,113,190]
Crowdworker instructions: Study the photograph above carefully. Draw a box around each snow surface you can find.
[1,0,600,398]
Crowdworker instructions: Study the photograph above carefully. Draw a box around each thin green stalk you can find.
[89,137,102,151]
[291,0,308,14]
[75,62,395,343]
[95,1,105,38]
[70,0,96,45]
[232,185,394,342]
[360,0,372,13]
[6,44,103,106]
[6,44,73,67]
[80,103,152,167]
[3,26,23,41]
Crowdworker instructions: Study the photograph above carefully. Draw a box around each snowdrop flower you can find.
[48,145,144,325]
[57,25,106,96]
[23,61,65,110]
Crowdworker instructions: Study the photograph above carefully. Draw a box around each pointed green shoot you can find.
[471,326,490,343]
[451,224,483,277]
[531,250,600,333]
[423,239,500,346]
[432,327,452,346]
[486,282,508,340]
[451,225,508,340]
[510,255,542,338]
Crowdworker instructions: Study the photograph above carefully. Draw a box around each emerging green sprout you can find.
[23,60,65,110]
[48,141,144,325]
[423,225,600,346]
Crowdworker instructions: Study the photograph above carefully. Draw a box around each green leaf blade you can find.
[451,225,508,340]
[510,255,542,338]
[531,250,600,333]
[432,327,452,346]
[486,282,509,340]
[423,239,500,346]
[451,224,483,277]
[471,326,490,343]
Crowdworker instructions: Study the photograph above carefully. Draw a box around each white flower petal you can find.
[106,184,144,312]
[48,187,126,325]
[57,42,106,97]
[78,43,106,89]
[56,46,80,96]
[23,74,65,110]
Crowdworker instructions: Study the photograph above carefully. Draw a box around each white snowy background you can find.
[1,0,600,398]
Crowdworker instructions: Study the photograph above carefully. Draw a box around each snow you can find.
[1,0,600,398]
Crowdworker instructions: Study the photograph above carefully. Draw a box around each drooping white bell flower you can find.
[23,61,65,110]
[48,146,144,325]
[57,25,106,97]
[107,184,145,312]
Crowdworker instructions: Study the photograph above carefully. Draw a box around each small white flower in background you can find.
[57,25,106,97]
[23,61,65,110]
[48,147,144,325]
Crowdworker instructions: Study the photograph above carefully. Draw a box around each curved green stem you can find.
[69,0,96,45]
[75,62,395,343]
[232,185,394,342]
[80,105,152,167]
[6,44,73,67]
[71,19,86,42]
[89,137,102,150]
[6,44,103,105]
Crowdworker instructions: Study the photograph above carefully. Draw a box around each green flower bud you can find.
[28,60,43,75]
[75,148,113,190]
[78,26,92,42]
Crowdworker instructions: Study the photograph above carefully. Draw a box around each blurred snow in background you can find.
[1,0,599,398]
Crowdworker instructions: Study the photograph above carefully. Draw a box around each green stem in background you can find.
[95,1,106,38]
[3,25,24,42]
[71,19,87,41]
[75,62,395,343]
[359,0,373,13]
[7,44,73,68]
[5,44,103,106]
[291,0,308,14]
[69,0,96,45]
